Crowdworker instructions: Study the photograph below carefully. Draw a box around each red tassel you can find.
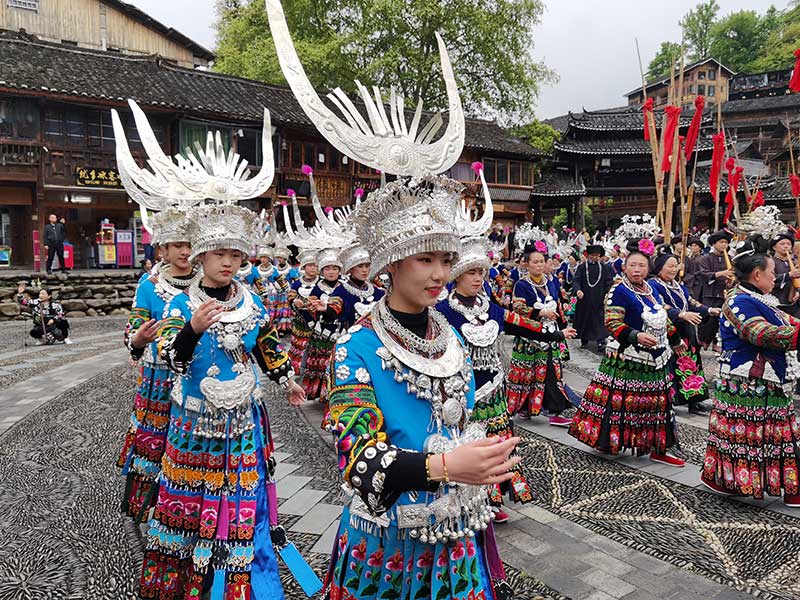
[791,174,800,198]
[748,190,765,208]
[661,106,682,172]
[641,98,654,141]
[709,132,725,198]
[790,49,800,93]
[723,166,743,224]
[683,95,705,160]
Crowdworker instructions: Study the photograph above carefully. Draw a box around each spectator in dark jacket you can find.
[44,214,67,274]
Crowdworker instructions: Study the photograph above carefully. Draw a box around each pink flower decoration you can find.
[471,161,484,175]
[280,200,287,207]
[367,548,384,568]
[286,188,296,197]
[682,375,705,392]
[324,206,334,214]
[534,240,547,253]
[301,164,313,176]
[416,550,434,569]
[350,539,366,561]
[385,550,404,572]
[676,355,697,373]
[638,239,655,256]
[354,188,365,198]
[450,541,466,561]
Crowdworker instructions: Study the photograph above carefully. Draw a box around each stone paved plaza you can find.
[0,317,796,599]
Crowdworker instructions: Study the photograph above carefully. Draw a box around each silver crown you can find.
[451,237,492,280]
[297,248,318,268]
[188,204,262,261]
[340,242,371,274]
[147,207,191,245]
[256,245,274,258]
[735,205,787,240]
[316,247,343,270]
[356,175,462,278]
[451,163,494,280]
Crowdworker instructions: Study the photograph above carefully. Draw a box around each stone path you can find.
[0,324,792,600]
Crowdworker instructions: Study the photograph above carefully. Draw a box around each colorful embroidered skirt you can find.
[670,346,709,405]
[139,399,284,600]
[276,290,293,335]
[702,377,800,499]
[474,381,532,505]
[506,338,569,417]
[568,353,676,455]
[302,331,336,402]
[326,509,494,600]
[117,364,173,522]
[289,318,313,375]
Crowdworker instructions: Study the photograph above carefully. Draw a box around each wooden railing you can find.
[0,142,41,166]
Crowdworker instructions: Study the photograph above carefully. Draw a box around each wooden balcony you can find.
[0,140,41,166]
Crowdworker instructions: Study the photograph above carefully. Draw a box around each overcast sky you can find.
[130,0,789,120]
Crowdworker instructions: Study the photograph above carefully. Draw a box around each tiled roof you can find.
[531,172,586,197]
[555,136,714,156]
[0,30,540,158]
[722,93,800,114]
[567,107,711,132]
[477,185,532,203]
[691,165,774,194]
[624,58,736,97]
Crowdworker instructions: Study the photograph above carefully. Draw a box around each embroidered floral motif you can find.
[336,364,351,382]
[335,346,348,363]
[355,367,371,383]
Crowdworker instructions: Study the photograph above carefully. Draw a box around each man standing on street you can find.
[572,244,614,351]
[697,230,733,350]
[44,214,66,274]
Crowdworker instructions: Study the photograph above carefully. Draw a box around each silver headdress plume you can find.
[112,99,276,261]
[451,163,494,280]
[734,205,787,240]
[266,0,466,278]
[514,223,547,254]
[264,0,464,178]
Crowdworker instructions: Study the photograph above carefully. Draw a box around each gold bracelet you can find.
[441,453,449,483]
[425,454,433,482]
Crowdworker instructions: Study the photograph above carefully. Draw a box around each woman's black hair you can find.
[733,235,771,280]
[39,287,51,297]
[625,250,649,264]
[523,243,547,262]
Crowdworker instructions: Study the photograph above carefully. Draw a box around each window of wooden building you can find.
[0,99,39,140]
[179,121,230,158]
[45,105,165,151]
[281,140,352,173]
[482,158,534,186]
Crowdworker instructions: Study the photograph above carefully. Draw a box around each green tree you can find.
[512,120,560,154]
[680,0,719,62]
[647,41,683,79]
[214,0,555,125]
[749,4,800,71]
[708,10,769,72]
[551,205,593,230]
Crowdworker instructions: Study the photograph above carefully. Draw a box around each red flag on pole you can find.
[709,132,725,199]
[790,49,800,93]
[683,96,705,160]
[660,106,682,172]
[641,98,654,141]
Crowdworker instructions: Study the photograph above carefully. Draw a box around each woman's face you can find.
[199,249,244,286]
[322,265,341,282]
[387,252,452,312]
[624,254,650,284]
[774,239,792,257]
[164,242,192,271]
[38,290,50,302]
[304,262,319,278]
[750,257,776,294]
[349,263,370,282]
[659,257,679,282]
[455,268,485,297]
[259,255,272,266]
[526,252,546,277]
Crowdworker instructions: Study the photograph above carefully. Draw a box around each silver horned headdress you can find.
[112,98,276,261]
[451,162,495,280]
[264,0,464,178]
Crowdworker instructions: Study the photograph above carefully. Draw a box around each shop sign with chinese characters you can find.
[75,167,122,188]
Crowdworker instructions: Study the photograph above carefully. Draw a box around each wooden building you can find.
[0,29,541,267]
[625,58,735,109]
[0,0,213,68]
[539,107,714,228]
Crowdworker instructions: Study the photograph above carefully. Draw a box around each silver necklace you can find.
[447,290,490,324]
[189,279,245,311]
[376,298,449,355]
[584,261,602,288]
[738,284,781,309]
[657,278,688,312]
[342,279,375,301]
